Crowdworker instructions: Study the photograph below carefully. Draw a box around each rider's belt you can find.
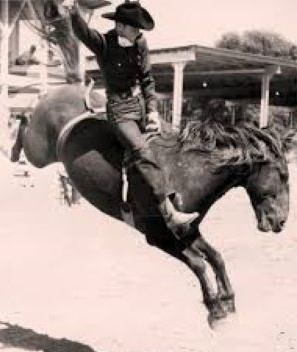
[108,85,141,103]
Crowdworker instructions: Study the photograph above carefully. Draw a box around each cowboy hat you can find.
[102,1,155,30]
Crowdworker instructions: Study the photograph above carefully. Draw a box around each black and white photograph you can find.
[0,0,297,351]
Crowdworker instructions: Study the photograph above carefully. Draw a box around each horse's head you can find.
[243,130,291,233]
[245,157,289,233]
[44,0,60,20]
[179,120,291,234]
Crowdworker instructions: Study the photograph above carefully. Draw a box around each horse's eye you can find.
[280,171,289,182]
[261,191,274,199]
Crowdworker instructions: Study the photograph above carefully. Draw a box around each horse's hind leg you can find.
[182,237,227,326]
[195,235,235,314]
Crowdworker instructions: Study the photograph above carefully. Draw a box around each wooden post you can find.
[172,61,186,129]
[289,111,294,128]
[231,105,236,125]
[39,39,49,96]
[259,65,281,128]
[77,9,88,84]
[0,0,10,156]
[8,0,27,37]
[0,0,9,109]
[260,72,271,128]
[10,20,20,64]
[78,38,86,84]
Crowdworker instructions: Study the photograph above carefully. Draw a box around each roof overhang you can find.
[86,45,297,105]
[150,45,297,106]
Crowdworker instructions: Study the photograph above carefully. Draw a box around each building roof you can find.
[1,2,296,106]
[0,0,42,21]
[5,43,297,108]
[87,44,297,106]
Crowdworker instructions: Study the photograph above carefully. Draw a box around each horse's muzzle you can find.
[272,220,285,233]
[257,212,285,233]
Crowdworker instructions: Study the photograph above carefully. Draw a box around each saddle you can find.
[56,80,107,161]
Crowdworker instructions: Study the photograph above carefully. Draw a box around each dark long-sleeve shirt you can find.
[70,7,157,113]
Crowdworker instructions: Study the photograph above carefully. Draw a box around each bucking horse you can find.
[11,0,292,326]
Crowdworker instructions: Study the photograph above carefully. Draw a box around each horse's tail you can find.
[11,114,29,162]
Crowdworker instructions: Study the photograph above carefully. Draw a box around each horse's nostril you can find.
[274,220,285,233]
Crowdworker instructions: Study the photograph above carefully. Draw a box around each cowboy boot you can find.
[159,197,199,239]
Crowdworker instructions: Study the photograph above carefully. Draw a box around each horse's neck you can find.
[151,138,245,213]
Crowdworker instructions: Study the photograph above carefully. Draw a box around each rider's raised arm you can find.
[69,6,105,56]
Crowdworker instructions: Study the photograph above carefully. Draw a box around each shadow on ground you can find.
[0,322,98,352]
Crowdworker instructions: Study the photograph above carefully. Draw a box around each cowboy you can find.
[63,0,198,238]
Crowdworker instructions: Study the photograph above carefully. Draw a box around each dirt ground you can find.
[0,154,297,352]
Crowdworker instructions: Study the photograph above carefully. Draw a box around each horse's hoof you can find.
[220,295,236,313]
[224,300,236,313]
[205,298,227,328]
[207,309,227,329]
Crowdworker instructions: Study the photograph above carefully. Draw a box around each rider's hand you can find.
[146,111,161,133]
[62,0,77,9]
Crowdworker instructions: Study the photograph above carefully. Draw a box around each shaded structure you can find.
[0,0,86,116]
[1,2,297,129]
[0,0,48,94]
[87,44,297,128]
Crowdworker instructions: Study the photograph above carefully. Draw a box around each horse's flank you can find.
[23,85,106,168]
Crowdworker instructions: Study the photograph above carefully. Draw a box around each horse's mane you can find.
[178,119,284,168]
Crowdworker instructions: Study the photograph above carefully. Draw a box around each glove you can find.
[62,0,77,9]
[146,111,161,133]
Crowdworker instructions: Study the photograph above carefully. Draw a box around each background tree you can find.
[216,30,297,61]
[215,32,241,50]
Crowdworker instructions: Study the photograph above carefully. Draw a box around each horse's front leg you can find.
[196,234,235,314]
[182,237,227,326]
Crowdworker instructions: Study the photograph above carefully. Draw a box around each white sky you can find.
[20,0,297,51]
[94,0,297,48]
